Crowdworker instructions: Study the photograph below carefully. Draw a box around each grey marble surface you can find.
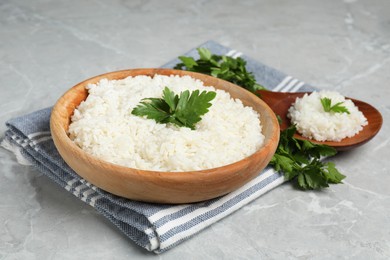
[1,0,389,259]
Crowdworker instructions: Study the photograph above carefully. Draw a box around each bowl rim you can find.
[50,68,280,181]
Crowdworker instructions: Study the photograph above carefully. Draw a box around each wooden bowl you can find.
[50,69,280,204]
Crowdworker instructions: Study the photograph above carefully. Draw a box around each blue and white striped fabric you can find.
[1,41,314,253]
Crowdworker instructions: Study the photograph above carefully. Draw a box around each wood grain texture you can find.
[50,69,280,204]
[257,90,383,151]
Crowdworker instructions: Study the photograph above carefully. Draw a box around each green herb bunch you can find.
[321,97,350,114]
[270,126,345,189]
[174,48,265,93]
[132,86,216,130]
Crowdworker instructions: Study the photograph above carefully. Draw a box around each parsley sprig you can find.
[175,48,346,190]
[270,126,346,189]
[321,97,350,114]
[132,86,216,130]
[174,48,265,93]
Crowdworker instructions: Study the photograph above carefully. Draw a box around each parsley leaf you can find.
[175,48,266,93]
[132,86,216,130]
[323,162,346,184]
[321,97,350,114]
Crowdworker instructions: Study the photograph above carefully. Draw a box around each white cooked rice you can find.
[287,90,368,142]
[68,75,264,172]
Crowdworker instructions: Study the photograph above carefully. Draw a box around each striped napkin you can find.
[1,40,314,253]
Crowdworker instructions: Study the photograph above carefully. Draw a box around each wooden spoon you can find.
[257,89,383,151]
